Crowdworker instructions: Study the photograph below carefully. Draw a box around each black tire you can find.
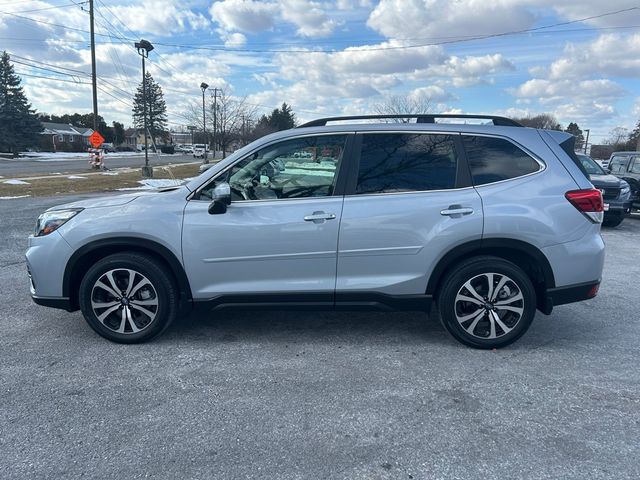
[602,215,624,228]
[78,253,178,343]
[437,256,537,349]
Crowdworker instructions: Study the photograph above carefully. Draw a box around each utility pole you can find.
[88,0,98,132]
[212,88,220,160]
[200,83,209,163]
[135,40,154,177]
[584,129,590,154]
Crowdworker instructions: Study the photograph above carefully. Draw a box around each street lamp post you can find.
[584,129,590,154]
[200,82,209,164]
[135,39,154,178]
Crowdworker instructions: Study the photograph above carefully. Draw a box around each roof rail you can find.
[297,114,523,128]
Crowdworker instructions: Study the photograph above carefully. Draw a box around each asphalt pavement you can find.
[1,194,639,479]
[0,153,196,177]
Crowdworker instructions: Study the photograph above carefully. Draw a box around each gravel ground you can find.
[1,195,639,480]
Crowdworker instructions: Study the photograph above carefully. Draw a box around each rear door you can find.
[335,131,483,300]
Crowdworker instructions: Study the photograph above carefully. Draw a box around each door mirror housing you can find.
[208,182,231,215]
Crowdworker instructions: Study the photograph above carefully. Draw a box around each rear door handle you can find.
[304,211,336,223]
[440,205,474,218]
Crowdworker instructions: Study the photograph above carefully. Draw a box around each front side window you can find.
[199,135,347,201]
[609,156,628,174]
[355,133,458,194]
[463,135,540,185]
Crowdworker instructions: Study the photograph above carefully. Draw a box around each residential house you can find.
[40,122,94,152]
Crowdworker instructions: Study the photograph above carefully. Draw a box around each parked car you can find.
[607,151,640,209]
[576,154,631,227]
[193,144,209,158]
[101,143,116,153]
[27,114,605,349]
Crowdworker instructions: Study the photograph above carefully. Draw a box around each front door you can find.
[183,134,351,301]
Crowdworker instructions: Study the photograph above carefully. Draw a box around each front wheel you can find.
[437,256,537,349]
[78,253,178,343]
[602,214,624,228]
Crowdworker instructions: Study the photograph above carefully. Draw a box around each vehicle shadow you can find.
[165,308,453,347]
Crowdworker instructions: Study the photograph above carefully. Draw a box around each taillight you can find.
[565,189,604,223]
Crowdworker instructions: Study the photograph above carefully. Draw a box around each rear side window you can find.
[629,157,640,174]
[462,136,540,185]
[355,133,458,194]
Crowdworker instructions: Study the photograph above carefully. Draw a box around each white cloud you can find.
[409,85,456,102]
[280,0,339,37]
[511,78,626,103]
[547,34,640,80]
[210,0,339,38]
[210,0,279,33]
[105,0,210,35]
[367,0,536,40]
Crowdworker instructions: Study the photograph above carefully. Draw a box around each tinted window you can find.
[577,154,605,175]
[630,157,640,174]
[463,136,540,185]
[199,135,346,201]
[609,156,629,174]
[355,134,457,194]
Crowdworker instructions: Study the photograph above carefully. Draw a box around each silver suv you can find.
[27,114,605,348]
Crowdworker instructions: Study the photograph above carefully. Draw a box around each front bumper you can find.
[604,199,632,216]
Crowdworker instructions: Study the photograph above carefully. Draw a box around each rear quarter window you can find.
[462,135,541,185]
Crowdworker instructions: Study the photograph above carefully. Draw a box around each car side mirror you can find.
[208,182,231,215]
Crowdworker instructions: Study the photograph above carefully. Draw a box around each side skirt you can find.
[193,292,433,313]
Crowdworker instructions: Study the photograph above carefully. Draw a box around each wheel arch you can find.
[426,238,556,313]
[63,237,193,311]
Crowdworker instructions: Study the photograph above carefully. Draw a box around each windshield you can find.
[576,154,605,175]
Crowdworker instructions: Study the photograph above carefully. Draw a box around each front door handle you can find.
[304,211,336,223]
[440,205,474,218]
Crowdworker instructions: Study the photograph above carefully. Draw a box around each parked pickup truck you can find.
[607,151,640,209]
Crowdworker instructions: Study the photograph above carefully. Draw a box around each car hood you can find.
[47,185,190,211]
[589,173,624,189]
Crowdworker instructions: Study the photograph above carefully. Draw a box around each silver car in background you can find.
[27,114,605,348]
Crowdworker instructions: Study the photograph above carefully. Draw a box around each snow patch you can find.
[101,172,119,176]
[3,179,30,185]
[67,175,88,179]
[116,179,184,191]
[0,195,30,199]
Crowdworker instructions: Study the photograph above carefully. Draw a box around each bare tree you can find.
[512,113,562,130]
[373,94,433,122]
[605,127,630,147]
[182,89,258,157]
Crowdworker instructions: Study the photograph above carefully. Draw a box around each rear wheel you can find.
[78,253,178,343]
[437,256,537,349]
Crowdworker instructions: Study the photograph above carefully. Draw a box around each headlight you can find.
[620,182,630,195]
[35,208,83,237]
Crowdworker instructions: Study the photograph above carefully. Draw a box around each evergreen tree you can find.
[0,51,42,154]
[132,72,167,146]
[564,122,584,150]
[255,102,296,134]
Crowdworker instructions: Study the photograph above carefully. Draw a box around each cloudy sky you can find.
[1,0,639,140]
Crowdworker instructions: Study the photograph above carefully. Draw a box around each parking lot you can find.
[1,195,639,479]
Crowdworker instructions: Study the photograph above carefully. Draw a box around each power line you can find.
[15,71,91,84]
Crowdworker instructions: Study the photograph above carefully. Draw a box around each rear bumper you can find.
[540,280,600,314]
[31,295,74,311]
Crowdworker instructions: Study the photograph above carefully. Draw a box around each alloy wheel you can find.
[454,272,525,340]
[90,268,159,334]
